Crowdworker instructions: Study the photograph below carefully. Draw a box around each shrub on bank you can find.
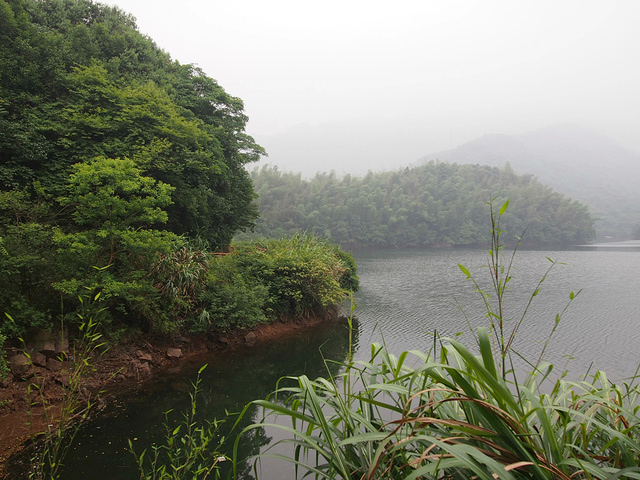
[231,234,359,321]
[196,255,269,331]
[195,234,359,331]
[0,229,358,341]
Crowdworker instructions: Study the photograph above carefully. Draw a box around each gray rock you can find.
[125,359,151,378]
[136,350,153,363]
[57,372,71,387]
[125,360,141,379]
[166,348,182,359]
[10,353,31,378]
[245,332,256,346]
[139,362,151,376]
[46,358,63,373]
[32,352,48,367]
[32,329,69,356]
[55,335,69,355]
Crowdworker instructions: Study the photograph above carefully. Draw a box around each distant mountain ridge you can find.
[418,124,640,240]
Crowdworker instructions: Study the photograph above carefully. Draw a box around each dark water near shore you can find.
[55,247,640,479]
[54,320,354,479]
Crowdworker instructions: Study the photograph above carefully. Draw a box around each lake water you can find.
[352,246,640,380]
[47,246,640,479]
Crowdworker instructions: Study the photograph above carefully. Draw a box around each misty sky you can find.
[104,0,640,174]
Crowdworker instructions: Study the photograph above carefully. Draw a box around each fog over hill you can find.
[418,124,640,241]
[255,122,639,241]
[253,117,436,177]
[253,120,639,241]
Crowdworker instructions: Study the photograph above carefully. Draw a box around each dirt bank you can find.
[0,316,330,478]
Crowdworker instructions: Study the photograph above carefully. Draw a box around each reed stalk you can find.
[129,364,227,480]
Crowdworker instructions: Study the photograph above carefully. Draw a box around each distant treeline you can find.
[241,163,595,248]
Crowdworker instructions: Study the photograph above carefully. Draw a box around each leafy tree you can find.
[61,157,173,235]
[0,0,262,249]
[54,157,178,330]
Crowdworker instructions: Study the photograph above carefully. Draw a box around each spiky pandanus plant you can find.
[150,239,209,320]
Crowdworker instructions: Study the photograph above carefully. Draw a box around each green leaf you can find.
[499,199,509,216]
[458,263,471,278]
[478,327,497,379]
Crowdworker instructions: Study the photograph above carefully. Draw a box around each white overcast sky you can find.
[103,0,640,172]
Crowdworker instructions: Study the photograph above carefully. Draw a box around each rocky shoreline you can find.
[0,316,329,478]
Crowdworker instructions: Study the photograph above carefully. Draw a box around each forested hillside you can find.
[419,124,640,241]
[0,0,357,340]
[242,163,595,248]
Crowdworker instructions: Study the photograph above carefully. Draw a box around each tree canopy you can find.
[0,0,263,248]
[242,163,595,248]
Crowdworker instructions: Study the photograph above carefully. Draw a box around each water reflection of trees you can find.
[52,317,356,479]
[194,317,358,479]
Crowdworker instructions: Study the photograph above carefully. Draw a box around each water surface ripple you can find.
[352,248,640,380]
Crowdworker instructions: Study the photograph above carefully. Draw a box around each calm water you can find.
[352,247,640,379]
[47,247,640,479]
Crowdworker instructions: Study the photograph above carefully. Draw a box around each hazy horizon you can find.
[104,0,640,175]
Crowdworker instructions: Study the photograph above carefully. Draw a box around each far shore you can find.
[575,240,640,248]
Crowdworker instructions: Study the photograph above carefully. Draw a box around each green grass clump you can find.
[130,365,227,480]
[237,333,640,479]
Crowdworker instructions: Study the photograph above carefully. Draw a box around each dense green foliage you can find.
[0,223,358,338]
[0,0,358,343]
[243,163,595,248]
[227,234,359,322]
[197,234,358,332]
[0,0,262,247]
